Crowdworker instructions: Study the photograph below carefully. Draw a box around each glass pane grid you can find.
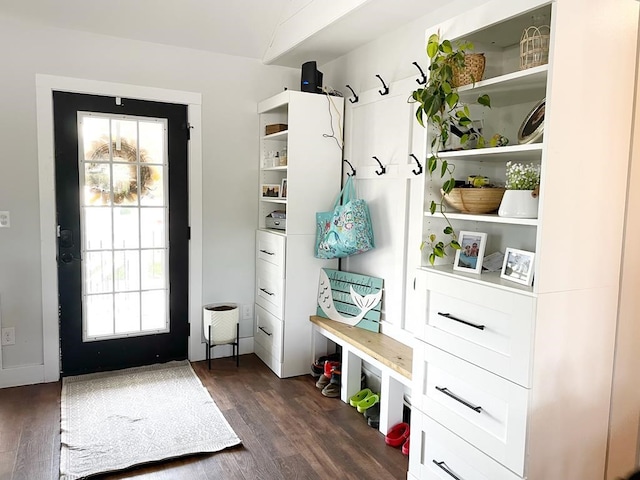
[78,112,169,341]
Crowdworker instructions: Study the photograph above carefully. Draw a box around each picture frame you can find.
[453,231,487,274]
[280,178,288,198]
[261,183,280,198]
[518,97,545,144]
[500,248,535,286]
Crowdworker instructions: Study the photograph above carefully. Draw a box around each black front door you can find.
[53,91,189,376]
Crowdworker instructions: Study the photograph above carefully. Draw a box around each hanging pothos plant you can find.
[409,33,492,265]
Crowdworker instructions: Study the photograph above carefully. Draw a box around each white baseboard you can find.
[189,337,254,362]
[0,364,45,388]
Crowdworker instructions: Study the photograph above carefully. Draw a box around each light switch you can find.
[0,211,9,228]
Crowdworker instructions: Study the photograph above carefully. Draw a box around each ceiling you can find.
[0,0,290,60]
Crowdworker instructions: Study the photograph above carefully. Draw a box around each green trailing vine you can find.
[409,33,492,265]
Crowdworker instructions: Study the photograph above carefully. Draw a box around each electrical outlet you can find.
[1,327,15,346]
[0,211,10,228]
[241,304,252,320]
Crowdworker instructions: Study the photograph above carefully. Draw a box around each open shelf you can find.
[260,198,287,205]
[419,265,536,296]
[426,211,539,226]
[262,130,288,141]
[439,143,543,162]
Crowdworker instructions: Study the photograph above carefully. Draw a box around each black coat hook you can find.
[344,159,356,176]
[410,154,423,175]
[372,156,386,175]
[345,84,359,104]
[375,75,389,95]
[412,62,427,85]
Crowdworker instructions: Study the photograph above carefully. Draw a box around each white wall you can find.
[0,13,297,377]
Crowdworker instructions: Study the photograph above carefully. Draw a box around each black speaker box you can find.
[301,61,323,93]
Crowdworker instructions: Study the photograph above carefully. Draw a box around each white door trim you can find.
[35,74,203,383]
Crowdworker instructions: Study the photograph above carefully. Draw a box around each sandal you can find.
[356,393,379,413]
[349,388,372,407]
[385,422,410,447]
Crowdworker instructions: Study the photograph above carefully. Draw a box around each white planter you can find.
[203,303,238,344]
[498,190,539,219]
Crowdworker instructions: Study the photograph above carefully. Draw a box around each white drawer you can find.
[419,272,535,388]
[413,344,528,476]
[409,411,522,480]
[256,259,284,317]
[256,230,285,272]
[254,304,283,362]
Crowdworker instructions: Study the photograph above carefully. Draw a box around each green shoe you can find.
[349,388,372,407]
[356,393,379,413]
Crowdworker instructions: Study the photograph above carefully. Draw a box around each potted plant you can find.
[497,161,541,218]
[409,33,494,265]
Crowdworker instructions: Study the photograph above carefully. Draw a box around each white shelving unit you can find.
[254,90,344,378]
[408,1,638,479]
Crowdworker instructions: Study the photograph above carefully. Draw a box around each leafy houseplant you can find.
[410,33,492,265]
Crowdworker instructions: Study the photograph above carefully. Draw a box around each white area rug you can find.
[60,361,241,480]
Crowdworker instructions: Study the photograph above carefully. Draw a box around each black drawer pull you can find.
[435,386,483,413]
[433,460,463,480]
[259,249,275,256]
[258,326,272,336]
[438,312,485,330]
[259,288,274,296]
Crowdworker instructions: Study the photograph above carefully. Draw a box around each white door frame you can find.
[36,74,203,382]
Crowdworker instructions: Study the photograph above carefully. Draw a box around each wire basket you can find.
[452,53,486,87]
[520,25,550,70]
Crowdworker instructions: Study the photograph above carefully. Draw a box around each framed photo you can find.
[518,97,545,144]
[261,183,280,198]
[500,248,535,286]
[280,178,288,198]
[453,231,487,274]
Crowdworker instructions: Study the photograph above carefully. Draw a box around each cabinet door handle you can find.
[432,460,463,480]
[259,249,275,256]
[258,326,272,336]
[435,386,483,413]
[437,312,485,330]
[259,288,275,296]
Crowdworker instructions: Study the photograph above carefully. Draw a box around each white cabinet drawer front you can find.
[254,304,283,361]
[409,412,522,480]
[256,260,284,317]
[415,344,528,475]
[423,274,535,388]
[256,230,285,271]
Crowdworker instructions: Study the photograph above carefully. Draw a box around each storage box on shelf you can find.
[409,0,638,479]
[255,90,344,378]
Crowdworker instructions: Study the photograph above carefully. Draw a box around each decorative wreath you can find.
[85,137,160,205]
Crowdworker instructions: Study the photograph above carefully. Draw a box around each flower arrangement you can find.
[505,161,540,190]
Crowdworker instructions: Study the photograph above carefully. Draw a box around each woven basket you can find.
[452,53,486,87]
[441,187,505,214]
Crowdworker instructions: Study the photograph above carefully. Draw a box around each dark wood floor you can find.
[0,354,408,479]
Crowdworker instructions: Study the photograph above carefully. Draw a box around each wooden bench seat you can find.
[310,315,413,434]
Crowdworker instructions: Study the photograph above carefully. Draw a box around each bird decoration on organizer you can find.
[317,268,383,332]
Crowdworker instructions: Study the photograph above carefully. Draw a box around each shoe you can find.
[356,393,379,413]
[329,365,341,385]
[311,353,341,377]
[401,437,410,456]
[385,422,410,448]
[315,374,331,390]
[349,388,372,407]
[364,402,380,428]
[321,382,340,398]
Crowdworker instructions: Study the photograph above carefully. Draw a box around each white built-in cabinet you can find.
[407,1,638,479]
[254,90,343,378]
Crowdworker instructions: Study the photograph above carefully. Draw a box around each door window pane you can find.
[84,163,111,206]
[84,207,112,250]
[114,250,140,292]
[141,290,166,330]
[82,116,110,161]
[139,121,164,164]
[85,251,113,294]
[141,249,166,290]
[140,208,166,248]
[115,292,140,334]
[140,165,164,206]
[86,294,114,337]
[112,164,139,206]
[113,207,139,249]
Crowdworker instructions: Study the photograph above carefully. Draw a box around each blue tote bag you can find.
[315,175,375,259]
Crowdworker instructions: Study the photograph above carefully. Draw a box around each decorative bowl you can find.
[440,187,506,214]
